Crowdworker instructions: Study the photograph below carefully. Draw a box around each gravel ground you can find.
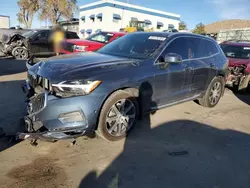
[0,59,250,188]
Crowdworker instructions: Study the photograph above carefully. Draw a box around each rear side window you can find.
[66,32,79,39]
[185,38,218,59]
[165,37,189,60]
[205,40,219,56]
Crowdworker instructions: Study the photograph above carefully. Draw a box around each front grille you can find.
[28,73,51,90]
[28,93,46,114]
[28,73,37,88]
[61,42,74,52]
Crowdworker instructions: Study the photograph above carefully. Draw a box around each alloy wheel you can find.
[209,81,221,105]
[106,99,136,137]
[14,48,27,59]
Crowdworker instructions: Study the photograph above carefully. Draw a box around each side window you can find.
[164,37,189,60]
[35,31,48,40]
[205,40,219,56]
[186,38,207,58]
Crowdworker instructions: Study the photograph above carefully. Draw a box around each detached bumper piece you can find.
[17,117,86,141]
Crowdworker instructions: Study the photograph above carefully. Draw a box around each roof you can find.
[205,19,250,33]
[221,41,250,47]
[0,15,9,18]
[79,0,180,21]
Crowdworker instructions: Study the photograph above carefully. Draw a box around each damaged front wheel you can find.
[12,47,28,60]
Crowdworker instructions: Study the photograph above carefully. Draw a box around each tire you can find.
[198,77,224,108]
[12,47,28,60]
[96,90,139,141]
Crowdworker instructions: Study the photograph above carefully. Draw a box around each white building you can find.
[0,15,10,28]
[79,0,180,37]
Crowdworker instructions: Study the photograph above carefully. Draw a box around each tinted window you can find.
[165,37,189,59]
[98,33,167,59]
[34,31,48,40]
[186,38,208,58]
[66,32,79,39]
[205,40,218,56]
[167,37,219,59]
[220,44,250,59]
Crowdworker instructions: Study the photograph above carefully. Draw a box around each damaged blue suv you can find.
[21,32,227,141]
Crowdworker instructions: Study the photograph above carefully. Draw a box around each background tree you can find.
[192,22,206,34]
[178,21,187,30]
[17,0,40,28]
[39,0,78,25]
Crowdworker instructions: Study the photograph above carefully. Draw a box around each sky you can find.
[1,0,250,30]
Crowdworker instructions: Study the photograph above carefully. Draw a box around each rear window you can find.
[66,32,79,39]
[220,44,250,59]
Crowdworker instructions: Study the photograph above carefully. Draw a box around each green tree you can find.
[178,21,187,30]
[192,22,206,34]
[39,0,78,25]
[17,0,40,28]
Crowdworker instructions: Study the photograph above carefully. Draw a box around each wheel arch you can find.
[94,87,140,130]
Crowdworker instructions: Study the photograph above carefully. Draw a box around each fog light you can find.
[58,111,85,124]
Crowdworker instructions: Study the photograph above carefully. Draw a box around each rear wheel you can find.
[198,77,224,108]
[12,47,28,60]
[96,90,138,141]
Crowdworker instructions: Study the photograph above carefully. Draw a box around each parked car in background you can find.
[0,29,79,59]
[59,31,125,54]
[220,40,250,91]
[20,32,227,142]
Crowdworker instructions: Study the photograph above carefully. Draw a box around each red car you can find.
[60,31,125,54]
[220,40,250,91]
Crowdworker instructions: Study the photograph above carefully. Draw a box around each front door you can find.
[29,30,49,55]
[153,37,193,106]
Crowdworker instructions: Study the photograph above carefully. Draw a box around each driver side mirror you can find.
[164,53,182,63]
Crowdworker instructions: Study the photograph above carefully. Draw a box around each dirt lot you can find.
[0,59,250,188]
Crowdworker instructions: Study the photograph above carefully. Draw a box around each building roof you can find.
[79,0,180,21]
[205,19,250,33]
[0,15,9,18]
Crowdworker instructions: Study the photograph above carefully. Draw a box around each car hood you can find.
[65,39,102,46]
[29,52,140,83]
[228,57,250,67]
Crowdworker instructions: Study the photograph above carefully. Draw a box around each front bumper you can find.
[19,80,104,140]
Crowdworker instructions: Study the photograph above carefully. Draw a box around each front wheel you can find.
[96,90,139,141]
[198,77,224,108]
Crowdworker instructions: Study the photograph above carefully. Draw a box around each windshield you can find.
[97,33,167,59]
[86,32,114,44]
[220,44,250,59]
[22,30,38,38]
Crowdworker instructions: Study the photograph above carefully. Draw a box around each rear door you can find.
[29,30,50,55]
[186,37,219,96]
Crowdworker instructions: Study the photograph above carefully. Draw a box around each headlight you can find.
[74,45,88,51]
[52,80,102,97]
